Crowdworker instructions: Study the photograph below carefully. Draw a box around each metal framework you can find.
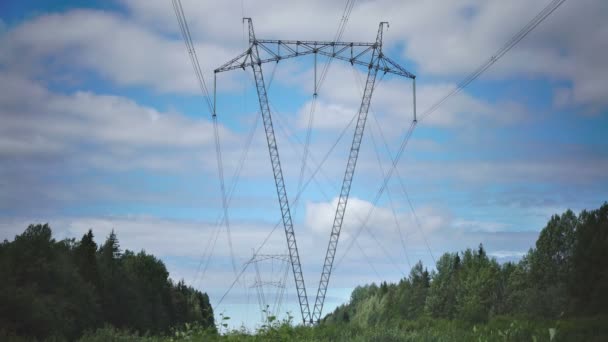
[249,253,290,322]
[215,18,415,325]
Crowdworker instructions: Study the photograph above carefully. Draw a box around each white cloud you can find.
[0,72,231,169]
[119,0,608,109]
[1,0,605,109]
[296,100,356,130]
[289,62,527,134]
[0,10,238,94]
[0,197,539,288]
[297,195,545,286]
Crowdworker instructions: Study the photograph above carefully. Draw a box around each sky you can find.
[1,0,607,329]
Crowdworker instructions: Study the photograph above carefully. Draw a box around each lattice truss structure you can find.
[248,254,291,323]
[214,18,416,325]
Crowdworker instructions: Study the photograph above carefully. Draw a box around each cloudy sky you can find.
[1,0,607,327]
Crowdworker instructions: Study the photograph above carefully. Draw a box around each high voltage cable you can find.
[215,68,405,311]
[337,0,567,268]
[193,114,259,287]
[172,0,213,114]
[368,122,412,270]
[267,71,410,274]
[370,113,436,265]
[173,0,239,284]
[216,103,361,309]
[194,113,260,286]
[332,66,417,271]
[293,96,316,220]
[253,66,407,281]
[294,0,357,222]
[419,0,567,122]
[317,0,357,92]
[272,106,405,277]
[215,0,565,314]
[335,120,416,269]
[355,239,382,281]
[212,116,238,278]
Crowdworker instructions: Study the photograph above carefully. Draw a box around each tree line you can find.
[0,225,215,340]
[324,202,608,327]
[1,203,606,341]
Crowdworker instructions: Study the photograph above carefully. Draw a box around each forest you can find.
[0,225,214,341]
[1,202,607,341]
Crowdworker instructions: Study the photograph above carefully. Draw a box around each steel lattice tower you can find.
[215,18,415,324]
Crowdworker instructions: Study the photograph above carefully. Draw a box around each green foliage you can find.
[2,202,607,341]
[0,225,215,341]
[75,315,608,341]
[321,202,608,338]
[569,203,608,315]
[425,252,460,319]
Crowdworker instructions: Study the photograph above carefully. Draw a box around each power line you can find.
[335,120,416,269]
[212,113,238,278]
[172,0,213,114]
[267,70,406,273]
[215,104,360,309]
[194,113,260,286]
[337,0,568,268]
[214,17,415,323]
[370,112,436,265]
[419,0,567,122]
[317,0,357,92]
[294,0,357,221]
[272,105,405,277]
[334,66,417,270]
[173,0,240,285]
[368,120,412,271]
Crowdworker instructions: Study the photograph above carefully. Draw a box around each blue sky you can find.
[1,0,607,329]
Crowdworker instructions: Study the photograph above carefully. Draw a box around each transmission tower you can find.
[215,18,416,325]
[249,253,290,323]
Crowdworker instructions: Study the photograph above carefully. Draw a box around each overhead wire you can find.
[317,0,357,92]
[335,120,416,269]
[192,50,274,287]
[172,0,213,114]
[327,65,411,274]
[368,121,412,271]
[222,0,359,315]
[419,0,567,122]
[214,0,568,312]
[196,113,260,285]
[355,239,382,281]
[374,115,437,265]
[272,106,405,277]
[173,0,241,285]
[215,106,360,309]
[369,112,431,266]
[267,73,406,278]
[216,53,398,314]
[293,0,357,220]
[212,114,238,278]
[335,0,568,268]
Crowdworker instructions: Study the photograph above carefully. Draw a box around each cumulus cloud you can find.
[0,9,239,94]
[1,0,605,108]
[119,0,608,109]
[0,72,229,167]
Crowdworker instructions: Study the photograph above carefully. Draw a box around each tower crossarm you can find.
[215,39,414,80]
